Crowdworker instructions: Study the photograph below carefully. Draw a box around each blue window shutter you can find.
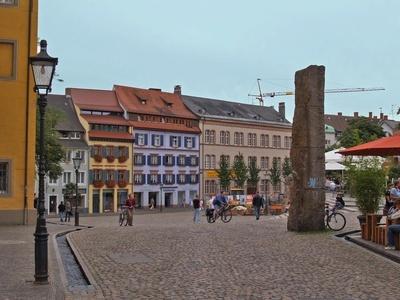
[192,137,196,147]
[186,174,190,184]
[125,170,129,182]
[163,174,166,184]
[163,156,166,166]
[147,174,151,185]
[178,136,182,147]
[144,134,148,145]
[172,156,176,166]
[142,174,146,184]
[196,156,199,166]
[169,136,173,147]
[184,137,188,148]
[157,156,161,165]
[89,170,93,183]
[196,174,199,183]
[172,174,175,184]
[160,135,164,146]
[114,170,118,181]
[147,155,151,165]
[101,147,107,156]
[157,174,161,184]
[152,134,155,146]
[135,133,139,145]
[185,156,190,166]
[176,174,179,184]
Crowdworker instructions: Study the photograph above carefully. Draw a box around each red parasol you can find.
[338,134,400,156]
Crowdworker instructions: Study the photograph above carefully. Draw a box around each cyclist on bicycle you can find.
[213,191,227,220]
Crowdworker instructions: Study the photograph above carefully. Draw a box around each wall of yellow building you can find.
[0,0,38,224]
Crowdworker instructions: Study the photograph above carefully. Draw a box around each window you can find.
[190,156,197,166]
[0,160,10,196]
[171,136,179,147]
[71,132,81,139]
[153,134,161,147]
[0,40,16,80]
[260,157,269,170]
[205,130,211,143]
[164,173,174,184]
[273,135,281,148]
[248,156,257,167]
[205,155,211,169]
[48,177,58,185]
[186,137,193,148]
[284,136,292,148]
[190,174,197,184]
[178,155,186,166]
[63,172,72,184]
[65,150,72,163]
[76,150,85,163]
[77,172,85,184]
[260,179,269,195]
[149,174,158,184]
[93,169,102,181]
[205,130,216,144]
[150,154,159,165]
[219,131,230,145]
[247,133,257,146]
[261,134,269,147]
[205,180,217,195]
[209,155,216,169]
[220,155,230,167]
[165,155,174,166]
[134,174,143,184]
[137,134,145,146]
[273,157,282,169]
[134,154,144,165]
[178,174,186,184]
[0,0,18,5]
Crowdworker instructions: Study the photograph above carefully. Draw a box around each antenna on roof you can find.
[248,79,264,106]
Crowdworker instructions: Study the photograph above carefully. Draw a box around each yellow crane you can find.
[248,79,385,106]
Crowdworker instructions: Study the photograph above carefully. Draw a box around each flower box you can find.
[106,155,115,163]
[106,180,116,188]
[118,156,127,163]
[93,180,104,188]
[94,154,103,163]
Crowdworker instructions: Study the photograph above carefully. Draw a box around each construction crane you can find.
[248,79,385,106]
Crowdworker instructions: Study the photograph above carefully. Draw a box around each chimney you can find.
[380,112,384,120]
[369,112,373,118]
[278,102,285,119]
[148,88,162,92]
[354,112,359,117]
[373,116,377,120]
[384,115,388,120]
[174,85,181,95]
[338,112,342,116]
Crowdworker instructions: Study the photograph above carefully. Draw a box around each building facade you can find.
[67,88,134,213]
[0,0,38,224]
[45,95,89,215]
[183,95,292,200]
[115,85,200,207]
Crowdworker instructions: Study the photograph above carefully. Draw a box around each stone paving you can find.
[64,211,400,299]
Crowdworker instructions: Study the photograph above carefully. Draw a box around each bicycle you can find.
[119,206,129,226]
[325,204,346,231]
[207,203,232,223]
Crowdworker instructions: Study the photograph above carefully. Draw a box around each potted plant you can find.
[94,154,102,163]
[93,180,104,188]
[347,158,386,225]
[106,155,115,163]
[118,155,127,163]
[106,180,116,188]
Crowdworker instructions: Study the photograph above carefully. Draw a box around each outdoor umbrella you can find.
[325,161,346,171]
[338,134,400,156]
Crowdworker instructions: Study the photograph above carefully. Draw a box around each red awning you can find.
[338,134,400,156]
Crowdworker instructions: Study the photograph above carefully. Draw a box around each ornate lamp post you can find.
[30,40,58,284]
[72,155,82,226]
[160,183,163,212]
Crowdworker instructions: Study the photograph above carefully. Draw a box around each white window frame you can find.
[154,135,161,147]
[48,177,58,185]
[77,172,85,184]
[134,174,143,184]
[165,174,173,184]
[63,172,72,184]
[137,134,145,146]
[150,174,158,184]
[150,154,158,165]
[171,136,179,148]
[186,137,193,148]
[0,160,11,196]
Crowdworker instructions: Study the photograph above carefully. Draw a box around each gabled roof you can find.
[81,114,130,126]
[324,114,354,133]
[66,88,123,113]
[379,119,400,131]
[129,120,201,133]
[88,130,133,141]
[182,95,290,124]
[114,85,198,119]
[47,94,85,132]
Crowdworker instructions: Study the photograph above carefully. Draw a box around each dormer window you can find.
[138,96,147,105]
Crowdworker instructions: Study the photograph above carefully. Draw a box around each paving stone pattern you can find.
[67,211,400,299]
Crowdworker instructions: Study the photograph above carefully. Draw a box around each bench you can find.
[269,204,284,215]
[361,214,400,249]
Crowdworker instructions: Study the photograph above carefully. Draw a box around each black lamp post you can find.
[160,183,163,212]
[30,40,58,284]
[72,155,82,226]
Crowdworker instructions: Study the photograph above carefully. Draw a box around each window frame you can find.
[0,159,11,197]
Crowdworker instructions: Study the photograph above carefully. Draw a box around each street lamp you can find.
[30,40,58,284]
[160,183,163,212]
[72,154,82,226]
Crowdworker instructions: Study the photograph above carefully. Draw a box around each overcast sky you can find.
[39,0,400,121]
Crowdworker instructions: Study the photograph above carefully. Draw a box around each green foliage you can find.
[325,144,341,152]
[339,117,385,148]
[36,107,65,179]
[388,164,400,182]
[268,158,281,190]
[217,155,231,191]
[347,158,386,215]
[232,153,248,188]
[282,157,292,179]
[64,182,77,199]
[247,159,261,188]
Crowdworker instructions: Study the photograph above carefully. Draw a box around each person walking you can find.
[149,197,155,210]
[252,191,264,220]
[58,201,66,222]
[125,193,135,226]
[65,200,72,222]
[192,195,201,224]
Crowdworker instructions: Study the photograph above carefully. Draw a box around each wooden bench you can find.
[270,204,284,215]
[362,214,400,249]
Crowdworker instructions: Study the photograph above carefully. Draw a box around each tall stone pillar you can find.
[287,65,326,232]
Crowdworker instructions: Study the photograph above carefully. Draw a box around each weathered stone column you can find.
[287,65,326,232]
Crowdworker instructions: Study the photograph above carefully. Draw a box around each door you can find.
[134,192,142,208]
[93,191,100,213]
[49,196,57,213]
[165,192,173,207]
[149,192,158,208]
[103,189,114,212]
[178,191,185,207]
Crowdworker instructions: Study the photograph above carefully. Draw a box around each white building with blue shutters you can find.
[115,84,201,208]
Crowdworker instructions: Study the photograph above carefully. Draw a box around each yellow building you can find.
[0,0,38,224]
[67,88,134,213]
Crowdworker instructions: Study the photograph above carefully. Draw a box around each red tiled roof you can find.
[67,88,123,112]
[130,120,201,133]
[114,85,197,119]
[88,130,133,141]
[81,114,130,126]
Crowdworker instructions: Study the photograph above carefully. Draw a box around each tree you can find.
[339,117,385,148]
[231,153,248,189]
[282,157,292,180]
[217,155,231,192]
[247,159,261,191]
[36,107,65,179]
[64,182,77,200]
[268,158,281,192]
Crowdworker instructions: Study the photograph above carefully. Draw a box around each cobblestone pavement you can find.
[66,211,400,300]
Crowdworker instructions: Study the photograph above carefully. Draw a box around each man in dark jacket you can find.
[252,191,264,220]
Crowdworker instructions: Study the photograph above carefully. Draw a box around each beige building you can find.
[182,95,292,200]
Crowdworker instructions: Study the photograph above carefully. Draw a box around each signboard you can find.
[206,170,218,178]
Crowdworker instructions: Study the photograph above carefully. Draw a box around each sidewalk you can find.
[0,222,68,300]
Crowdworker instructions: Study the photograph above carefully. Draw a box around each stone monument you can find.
[287,65,326,232]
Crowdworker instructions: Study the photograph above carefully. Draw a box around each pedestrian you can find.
[125,193,135,226]
[33,193,38,209]
[252,191,264,220]
[58,201,66,222]
[192,194,201,224]
[149,197,155,210]
[65,200,72,222]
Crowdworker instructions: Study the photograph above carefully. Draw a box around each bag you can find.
[389,209,400,220]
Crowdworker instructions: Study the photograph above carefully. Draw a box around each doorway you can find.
[165,192,173,207]
[93,190,100,213]
[49,195,57,213]
[134,192,142,208]
[149,192,158,208]
[103,189,114,212]
[118,190,128,208]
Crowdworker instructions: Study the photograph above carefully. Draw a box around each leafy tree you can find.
[64,182,77,199]
[36,107,65,179]
[339,117,385,148]
[217,155,231,191]
[247,159,261,190]
[388,165,400,182]
[232,153,248,188]
[282,157,292,180]
[268,158,281,191]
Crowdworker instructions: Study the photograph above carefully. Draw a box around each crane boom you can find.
[258,87,385,98]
